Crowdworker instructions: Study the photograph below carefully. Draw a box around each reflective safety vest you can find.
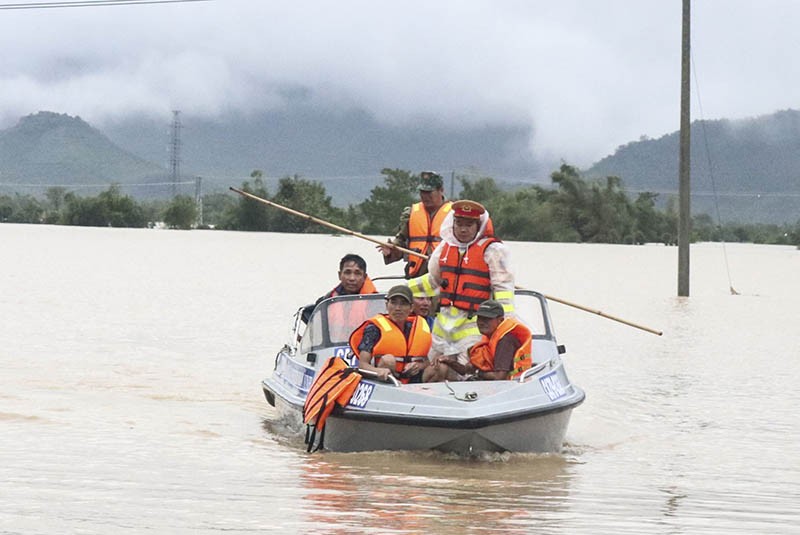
[406,201,452,277]
[325,277,379,342]
[349,314,432,384]
[469,318,533,379]
[438,237,499,313]
[303,356,362,452]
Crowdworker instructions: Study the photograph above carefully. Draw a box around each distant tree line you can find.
[1,165,798,247]
[0,185,197,230]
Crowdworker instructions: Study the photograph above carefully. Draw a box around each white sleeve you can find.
[485,242,515,314]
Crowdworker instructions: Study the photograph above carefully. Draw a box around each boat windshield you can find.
[300,294,387,353]
[514,290,552,339]
[299,290,553,354]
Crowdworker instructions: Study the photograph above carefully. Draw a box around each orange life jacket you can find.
[484,217,495,238]
[303,356,362,452]
[469,318,533,379]
[327,276,378,298]
[406,201,452,277]
[438,237,499,313]
[325,277,379,342]
[349,314,432,384]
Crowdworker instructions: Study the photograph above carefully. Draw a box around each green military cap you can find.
[418,171,444,191]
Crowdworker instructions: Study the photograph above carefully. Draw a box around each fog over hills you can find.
[101,106,550,197]
[2,108,799,223]
[585,109,800,224]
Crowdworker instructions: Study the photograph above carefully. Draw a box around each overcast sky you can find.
[1,0,798,167]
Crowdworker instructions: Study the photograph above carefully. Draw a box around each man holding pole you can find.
[379,171,452,278]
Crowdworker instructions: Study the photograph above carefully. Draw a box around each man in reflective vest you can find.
[435,299,532,381]
[379,171,452,278]
[408,200,516,382]
[349,285,432,383]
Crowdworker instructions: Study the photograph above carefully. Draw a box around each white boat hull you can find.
[322,405,576,454]
[261,290,585,455]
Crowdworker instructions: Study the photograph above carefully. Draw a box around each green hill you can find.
[2,109,799,223]
[0,111,165,187]
[584,109,800,223]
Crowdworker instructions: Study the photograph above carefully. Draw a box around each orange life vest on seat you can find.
[469,318,532,379]
[438,237,499,313]
[406,201,452,277]
[303,356,362,451]
[349,314,432,384]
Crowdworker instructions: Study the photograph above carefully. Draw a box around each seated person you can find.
[435,299,532,381]
[301,253,378,324]
[349,285,432,383]
[411,293,434,329]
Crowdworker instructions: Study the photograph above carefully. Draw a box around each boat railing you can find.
[357,368,402,387]
[288,306,307,353]
[518,359,554,382]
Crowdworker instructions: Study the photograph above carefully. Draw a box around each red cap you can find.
[452,200,485,220]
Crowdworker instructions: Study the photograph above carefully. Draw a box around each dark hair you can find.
[339,253,367,272]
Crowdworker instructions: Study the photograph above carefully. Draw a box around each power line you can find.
[625,188,800,198]
[0,181,195,188]
[0,0,211,10]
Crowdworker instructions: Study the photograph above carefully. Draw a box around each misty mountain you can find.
[0,111,165,187]
[99,105,552,204]
[584,109,800,223]
[2,108,799,223]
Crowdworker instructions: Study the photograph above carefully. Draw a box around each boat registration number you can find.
[539,371,567,401]
[348,382,374,409]
[334,346,358,367]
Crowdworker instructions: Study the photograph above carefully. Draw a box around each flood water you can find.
[1,223,798,534]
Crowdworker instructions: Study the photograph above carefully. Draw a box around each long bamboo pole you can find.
[230,187,663,336]
[537,294,662,336]
[230,187,421,258]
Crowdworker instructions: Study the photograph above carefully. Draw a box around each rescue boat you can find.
[261,290,585,454]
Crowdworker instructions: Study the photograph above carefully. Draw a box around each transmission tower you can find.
[169,110,182,196]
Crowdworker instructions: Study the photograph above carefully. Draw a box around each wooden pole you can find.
[229,187,423,259]
[678,0,691,296]
[541,293,663,336]
[231,187,663,335]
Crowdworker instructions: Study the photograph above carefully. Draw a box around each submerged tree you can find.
[0,193,44,223]
[270,175,346,233]
[355,168,418,235]
[61,185,146,228]
[220,170,272,231]
[163,195,198,230]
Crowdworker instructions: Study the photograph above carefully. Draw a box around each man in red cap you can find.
[379,171,452,278]
[407,199,516,382]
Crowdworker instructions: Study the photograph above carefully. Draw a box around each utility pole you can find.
[678,0,691,297]
[195,176,203,227]
[169,110,182,197]
[450,170,455,199]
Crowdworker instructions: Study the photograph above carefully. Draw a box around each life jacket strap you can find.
[398,356,428,363]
